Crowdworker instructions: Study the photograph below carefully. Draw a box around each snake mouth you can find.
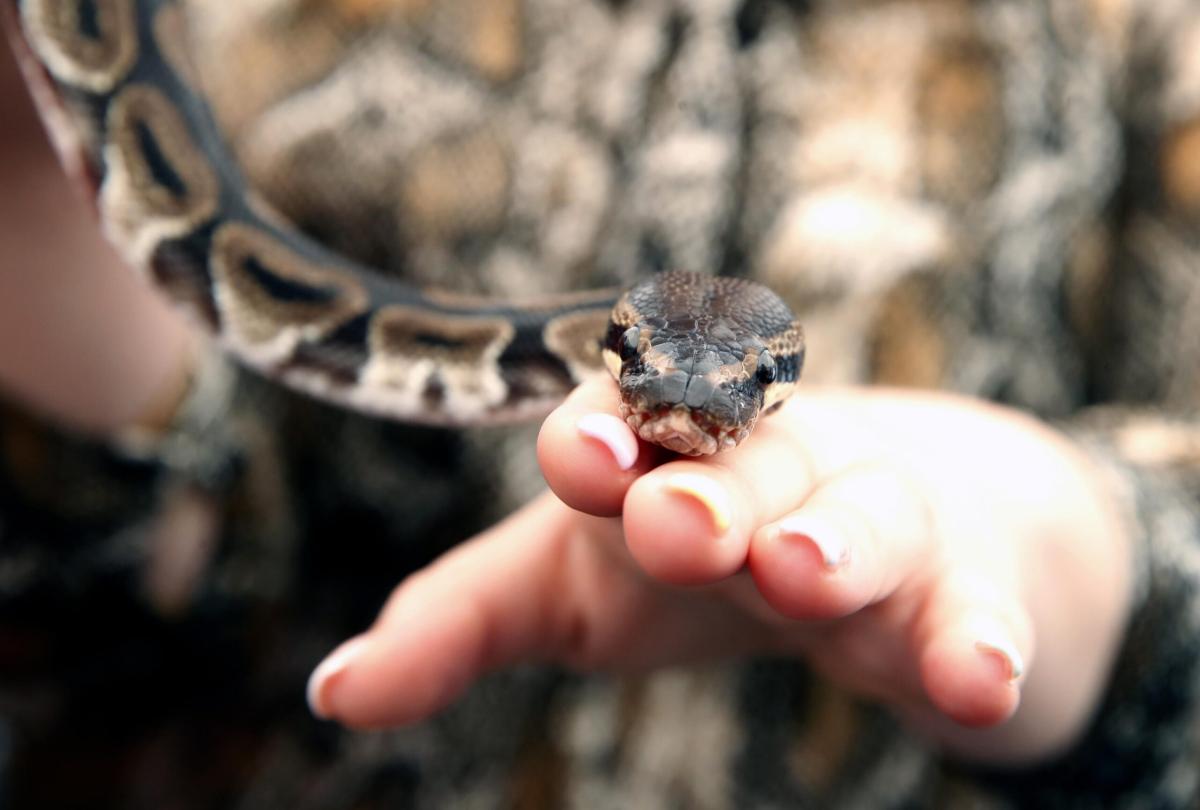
[619,401,754,456]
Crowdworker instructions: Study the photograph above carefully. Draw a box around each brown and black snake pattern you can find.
[7,0,802,445]
[605,272,803,454]
[4,0,1200,807]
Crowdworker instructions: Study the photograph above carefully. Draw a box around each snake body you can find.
[8,0,803,452]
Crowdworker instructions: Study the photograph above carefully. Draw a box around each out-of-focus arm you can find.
[0,39,191,436]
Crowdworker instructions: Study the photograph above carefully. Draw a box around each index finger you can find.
[537,375,661,517]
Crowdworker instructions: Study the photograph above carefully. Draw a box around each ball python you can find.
[6,0,804,455]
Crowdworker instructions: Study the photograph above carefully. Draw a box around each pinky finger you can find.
[915,571,1035,728]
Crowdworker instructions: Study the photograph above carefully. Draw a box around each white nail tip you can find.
[577,413,638,471]
[975,643,1024,682]
[966,614,1024,682]
[776,514,850,569]
[307,636,369,719]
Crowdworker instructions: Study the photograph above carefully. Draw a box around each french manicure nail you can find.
[776,513,850,570]
[307,635,370,719]
[966,614,1024,682]
[577,413,638,471]
[664,473,733,534]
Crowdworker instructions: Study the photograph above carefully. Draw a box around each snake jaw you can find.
[620,401,754,457]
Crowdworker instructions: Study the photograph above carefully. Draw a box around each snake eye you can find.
[756,351,778,386]
[619,326,641,363]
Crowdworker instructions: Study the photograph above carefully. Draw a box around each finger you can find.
[538,376,659,517]
[305,493,772,728]
[914,567,1034,728]
[306,495,584,728]
[620,400,824,587]
[748,462,934,620]
[622,464,755,585]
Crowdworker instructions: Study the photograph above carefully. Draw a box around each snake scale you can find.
[6,0,804,454]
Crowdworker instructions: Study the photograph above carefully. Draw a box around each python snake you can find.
[7,0,803,454]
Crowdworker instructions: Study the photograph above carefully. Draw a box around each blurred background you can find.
[0,0,1198,807]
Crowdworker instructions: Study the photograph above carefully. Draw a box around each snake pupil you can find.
[756,351,777,386]
[620,326,641,363]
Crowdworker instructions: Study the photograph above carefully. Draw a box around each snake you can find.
[6,0,804,455]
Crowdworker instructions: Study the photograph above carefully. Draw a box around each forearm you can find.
[0,43,189,435]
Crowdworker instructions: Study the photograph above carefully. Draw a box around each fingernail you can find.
[966,614,1024,682]
[775,513,850,570]
[664,473,733,535]
[577,413,638,471]
[307,635,370,719]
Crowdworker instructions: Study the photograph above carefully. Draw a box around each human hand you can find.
[307,380,1131,764]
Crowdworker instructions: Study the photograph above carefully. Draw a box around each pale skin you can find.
[0,46,1132,768]
[308,378,1133,766]
[0,44,191,435]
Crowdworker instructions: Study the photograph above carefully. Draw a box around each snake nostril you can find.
[639,376,664,405]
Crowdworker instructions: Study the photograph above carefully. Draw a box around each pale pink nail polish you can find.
[307,635,370,719]
[775,514,850,570]
[577,413,638,471]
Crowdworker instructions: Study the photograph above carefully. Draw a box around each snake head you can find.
[602,272,804,456]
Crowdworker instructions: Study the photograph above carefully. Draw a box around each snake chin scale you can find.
[621,401,752,458]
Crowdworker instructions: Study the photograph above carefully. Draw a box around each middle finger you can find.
[622,398,828,585]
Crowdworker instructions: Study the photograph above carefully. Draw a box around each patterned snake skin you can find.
[4,0,1200,807]
[7,0,806,444]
